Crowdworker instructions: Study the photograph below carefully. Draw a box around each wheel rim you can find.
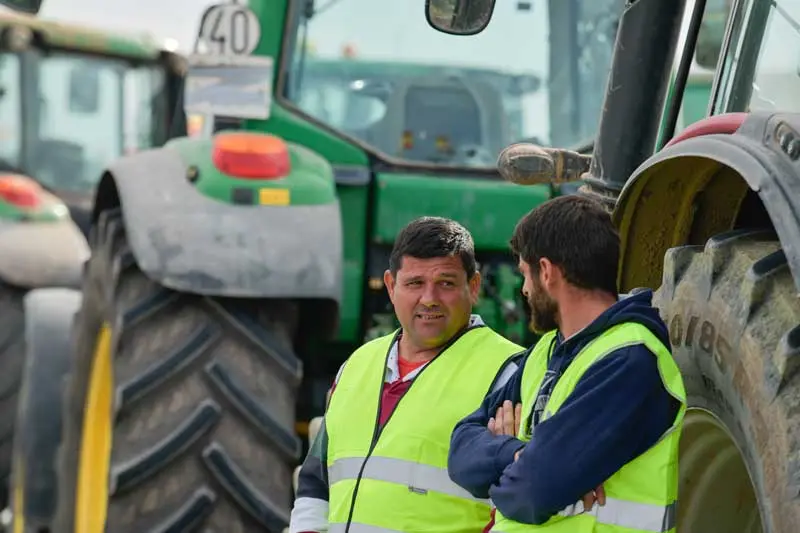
[679,408,763,533]
[75,323,114,533]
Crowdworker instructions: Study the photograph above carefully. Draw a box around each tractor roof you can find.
[0,9,166,60]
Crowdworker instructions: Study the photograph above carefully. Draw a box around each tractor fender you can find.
[0,215,88,289]
[97,146,343,302]
[613,111,800,293]
[12,288,82,528]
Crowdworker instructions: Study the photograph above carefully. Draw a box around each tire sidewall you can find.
[51,217,116,532]
[659,290,772,532]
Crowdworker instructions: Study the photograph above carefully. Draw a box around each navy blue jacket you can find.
[447,290,680,525]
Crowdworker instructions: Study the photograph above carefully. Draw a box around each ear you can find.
[538,257,556,288]
[384,269,396,301]
[468,270,482,304]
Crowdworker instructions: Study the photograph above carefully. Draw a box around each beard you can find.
[526,278,559,334]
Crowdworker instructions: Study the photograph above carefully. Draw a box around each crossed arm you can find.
[447,344,679,525]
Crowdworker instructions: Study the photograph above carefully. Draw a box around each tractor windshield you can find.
[284,0,623,168]
[0,50,166,192]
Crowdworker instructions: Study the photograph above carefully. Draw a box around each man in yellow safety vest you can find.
[448,195,686,533]
[289,216,526,533]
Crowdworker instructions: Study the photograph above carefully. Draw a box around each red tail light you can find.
[211,132,291,180]
[0,174,41,208]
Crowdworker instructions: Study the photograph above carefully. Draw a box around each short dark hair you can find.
[510,195,619,295]
[389,216,477,277]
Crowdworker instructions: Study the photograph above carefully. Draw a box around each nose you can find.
[420,282,439,306]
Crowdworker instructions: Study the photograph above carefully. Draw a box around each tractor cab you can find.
[0,2,185,235]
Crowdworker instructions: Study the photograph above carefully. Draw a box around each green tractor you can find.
[0,1,185,530]
[434,0,800,530]
[0,5,185,235]
[7,0,630,531]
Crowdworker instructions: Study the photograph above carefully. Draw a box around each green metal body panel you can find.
[166,136,337,207]
[372,173,551,250]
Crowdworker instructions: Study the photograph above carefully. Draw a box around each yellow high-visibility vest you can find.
[492,322,686,533]
[326,326,523,533]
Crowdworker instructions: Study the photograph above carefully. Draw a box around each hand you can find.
[487,400,522,437]
[581,484,606,511]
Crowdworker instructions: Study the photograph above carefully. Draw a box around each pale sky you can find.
[37,0,214,51]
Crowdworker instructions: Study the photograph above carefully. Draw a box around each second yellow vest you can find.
[492,322,686,533]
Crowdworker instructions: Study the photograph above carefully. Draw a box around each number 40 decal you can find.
[196,2,262,56]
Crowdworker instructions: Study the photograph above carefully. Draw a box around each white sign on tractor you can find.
[196,2,261,56]
[187,1,273,125]
[184,54,274,122]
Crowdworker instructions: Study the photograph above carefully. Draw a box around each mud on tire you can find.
[54,207,303,533]
[654,228,800,533]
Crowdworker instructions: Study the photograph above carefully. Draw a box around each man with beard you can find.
[447,195,685,532]
[289,216,525,533]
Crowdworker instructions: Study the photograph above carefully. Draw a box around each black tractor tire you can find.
[654,229,800,533]
[10,288,82,533]
[53,207,303,533]
[0,282,25,511]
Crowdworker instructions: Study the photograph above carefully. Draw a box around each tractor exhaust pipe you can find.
[580,0,687,207]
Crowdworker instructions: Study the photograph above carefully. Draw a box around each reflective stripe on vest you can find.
[328,455,489,504]
[492,322,686,533]
[492,499,676,533]
[326,326,523,533]
[557,497,676,530]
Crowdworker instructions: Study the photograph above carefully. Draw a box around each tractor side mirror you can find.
[0,0,43,14]
[497,143,592,185]
[425,0,496,36]
[68,65,101,114]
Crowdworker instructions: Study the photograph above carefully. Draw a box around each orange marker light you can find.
[212,132,291,180]
[0,174,41,208]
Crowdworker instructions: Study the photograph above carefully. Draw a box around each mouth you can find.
[415,312,445,321]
